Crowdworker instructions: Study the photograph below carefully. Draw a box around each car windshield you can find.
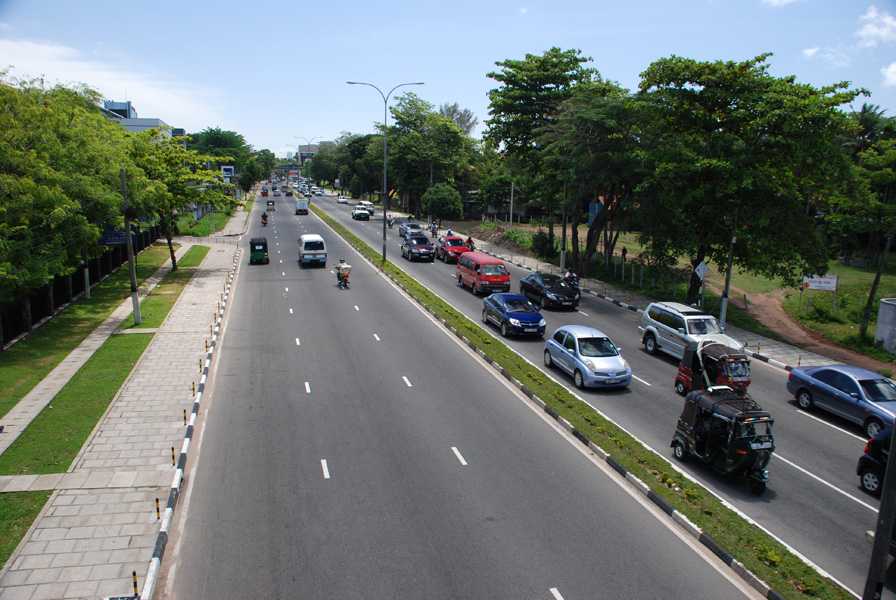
[481,264,507,275]
[687,317,721,335]
[446,239,465,246]
[303,241,324,251]
[407,223,421,230]
[504,298,536,312]
[409,238,428,245]
[725,361,751,379]
[578,337,618,357]
[859,379,896,403]
[542,274,561,285]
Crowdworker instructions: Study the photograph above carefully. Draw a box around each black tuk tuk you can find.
[249,237,269,265]
[671,387,774,495]
[266,199,276,211]
[674,340,751,396]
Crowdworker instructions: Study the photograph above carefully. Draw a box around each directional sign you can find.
[694,261,709,281]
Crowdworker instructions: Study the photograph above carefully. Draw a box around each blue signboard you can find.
[100,226,129,246]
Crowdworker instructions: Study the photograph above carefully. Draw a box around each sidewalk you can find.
[0,244,193,456]
[435,221,834,369]
[0,243,236,600]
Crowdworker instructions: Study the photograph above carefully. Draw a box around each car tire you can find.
[674,381,687,396]
[672,441,687,462]
[796,389,813,410]
[457,275,464,289]
[865,418,884,439]
[500,322,509,338]
[481,309,488,325]
[574,369,585,389]
[544,350,553,368]
[644,334,657,355]
[860,467,883,496]
[749,480,767,496]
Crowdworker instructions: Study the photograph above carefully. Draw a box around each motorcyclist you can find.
[336,258,352,289]
[261,211,268,226]
[430,221,438,238]
[465,235,475,251]
[563,268,579,288]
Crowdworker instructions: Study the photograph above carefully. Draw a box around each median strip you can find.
[311,203,852,600]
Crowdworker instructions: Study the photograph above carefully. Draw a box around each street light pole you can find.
[293,136,320,175]
[120,168,141,326]
[347,80,424,263]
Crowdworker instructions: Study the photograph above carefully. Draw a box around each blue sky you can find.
[1,0,894,155]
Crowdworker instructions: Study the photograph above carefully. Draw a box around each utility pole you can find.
[120,168,141,326]
[863,429,896,599]
[509,181,514,225]
[718,213,738,331]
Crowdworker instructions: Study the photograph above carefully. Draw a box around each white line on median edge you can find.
[773,452,877,513]
[305,382,311,394]
[402,376,413,388]
[321,459,330,479]
[550,588,565,600]
[295,338,300,346]
[632,375,652,387]
[451,446,468,466]
[373,333,381,341]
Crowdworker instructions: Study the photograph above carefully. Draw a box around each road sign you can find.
[694,261,709,281]
[802,275,838,292]
[100,226,129,245]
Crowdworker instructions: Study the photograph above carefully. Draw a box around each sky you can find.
[1,0,895,156]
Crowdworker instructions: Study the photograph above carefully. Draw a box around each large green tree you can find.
[636,54,860,303]
[422,183,463,222]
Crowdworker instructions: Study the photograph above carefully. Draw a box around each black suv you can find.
[401,235,434,262]
[858,427,890,496]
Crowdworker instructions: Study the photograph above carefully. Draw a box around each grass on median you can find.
[120,245,210,329]
[177,210,233,237]
[0,244,174,420]
[0,491,51,568]
[312,203,852,600]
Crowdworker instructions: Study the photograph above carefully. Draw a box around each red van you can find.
[456,252,510,295]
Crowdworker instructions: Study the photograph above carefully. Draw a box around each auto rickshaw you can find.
[266,199,276,212]
[671,386,774,495]
[674,339,751,396]
[249,237,269,265]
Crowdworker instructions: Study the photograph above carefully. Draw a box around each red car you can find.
[436,235,470,263]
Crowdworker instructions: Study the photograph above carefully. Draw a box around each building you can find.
[101,100,172,136]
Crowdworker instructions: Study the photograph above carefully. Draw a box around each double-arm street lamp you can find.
[293,136,321,173]
[346,80,424,262]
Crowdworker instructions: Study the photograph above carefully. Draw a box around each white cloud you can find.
[0,38,224,131]
[857,5,896,47]
[882,62,896,87]
[762,0,798,6]
[519,7,528,15]
[802,47,819,58]
[803,45,852,68]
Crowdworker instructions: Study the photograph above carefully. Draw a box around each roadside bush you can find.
[531,230,558,259]
[502,228,532,250]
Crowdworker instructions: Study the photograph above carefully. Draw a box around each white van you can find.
[357,200,375,215]
[295,198,309,215]
[299,234,327,267]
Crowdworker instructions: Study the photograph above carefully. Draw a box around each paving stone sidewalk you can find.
[0,244,193,457]
[0,243,236,600]
[434,222,834,368]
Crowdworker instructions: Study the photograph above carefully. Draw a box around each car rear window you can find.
[446,239,464,246]
[578,337,619,358]
[303,241,325,251]
[860,379,896,402]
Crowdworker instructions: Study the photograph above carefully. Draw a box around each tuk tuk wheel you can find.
[749,480,767,496]
[860,467,883,496]
[672,441,687,461]
[674,380,687,396]
[644,334,657,355]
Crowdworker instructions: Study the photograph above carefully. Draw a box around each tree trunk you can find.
[22,295,33,332]
[570,207,582,274]
[47,284,54,315]
[0,307,5,349]
[65,274,73,303]
[860,233,892,339]
[685,245,709,305]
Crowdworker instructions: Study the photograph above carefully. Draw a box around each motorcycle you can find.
[261,214,268,227]
[336,268,351,289]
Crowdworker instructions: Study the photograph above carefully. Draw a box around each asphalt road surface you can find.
[316,194,887,595]
[167,194,757,599]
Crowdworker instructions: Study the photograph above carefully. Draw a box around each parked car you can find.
[298,234,327,267]
[435,235,471,263]
[857,427,891,495]
[520,271,580,309]
[399,221,424,239]
[456,252,510,295]
[337,196,350,204]
[481,293,545,338]
[639,302,742,360]
[787,365,896,438]
[544,325,632,389]
[401,235,434,261]
[352,207,370,220]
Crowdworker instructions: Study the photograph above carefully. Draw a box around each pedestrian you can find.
[621,246,628,262]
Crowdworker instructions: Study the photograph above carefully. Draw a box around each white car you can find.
[357,200,375,215]
[337,196,350,204]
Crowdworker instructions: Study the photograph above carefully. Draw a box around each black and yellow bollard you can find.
[183,409,187,426]
[171,447,176,466]
[204,339,208,352]
[198,358,202,373]
[192,382,196,396]
[155,497,160,520]
[132,571,139,597]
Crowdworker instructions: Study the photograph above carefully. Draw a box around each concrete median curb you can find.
[137,246,242,600]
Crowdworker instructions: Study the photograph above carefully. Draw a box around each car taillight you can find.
[787,372,793,382]
[865,440,872,454]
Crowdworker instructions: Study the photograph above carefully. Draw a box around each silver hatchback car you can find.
[638,302,742,360]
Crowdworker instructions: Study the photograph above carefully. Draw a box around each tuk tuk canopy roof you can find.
[685,389,771,422]
[685,341,750,363]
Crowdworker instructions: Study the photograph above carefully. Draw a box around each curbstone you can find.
[625,472,650,496]
[588,441,609,459]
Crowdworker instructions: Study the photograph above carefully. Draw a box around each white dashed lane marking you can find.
[295,338,300,346]
[549,589,564,600]
[305,382,311,394]
[354,305,360,311]
[321,459,330,479]
[632,375,652,386]
[402,376,413,388]
[373,333,381,342]
[451,447,468,466]
[289,308,294,315]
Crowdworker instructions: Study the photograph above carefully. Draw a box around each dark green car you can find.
[249,237,269,265]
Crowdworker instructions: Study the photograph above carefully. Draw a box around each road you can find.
[166,193,757,599]
[316,194,885,594]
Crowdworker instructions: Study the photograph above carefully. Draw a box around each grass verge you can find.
[0,244,174,420]
[313,203,851,600]
[120,245,210,329]
[177,209,233,237]
[0,491,51,567]
[0,333,152,475]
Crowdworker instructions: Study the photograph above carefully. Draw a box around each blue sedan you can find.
[481,293,546,338]
[786,364,896,438]
[544,325,632,389]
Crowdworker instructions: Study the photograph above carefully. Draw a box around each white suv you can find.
[638,302,742,360]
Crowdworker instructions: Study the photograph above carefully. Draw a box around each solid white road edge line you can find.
[305,382,311,394]
[308,208,763,599]
[312,205,855,597]
[451,446,468,466]
[796,409,867,443]
[403,376,413,388]
[321,459,330,479]
[773,453,877,513]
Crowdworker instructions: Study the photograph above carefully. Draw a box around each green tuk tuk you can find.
[249,237,269,265]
